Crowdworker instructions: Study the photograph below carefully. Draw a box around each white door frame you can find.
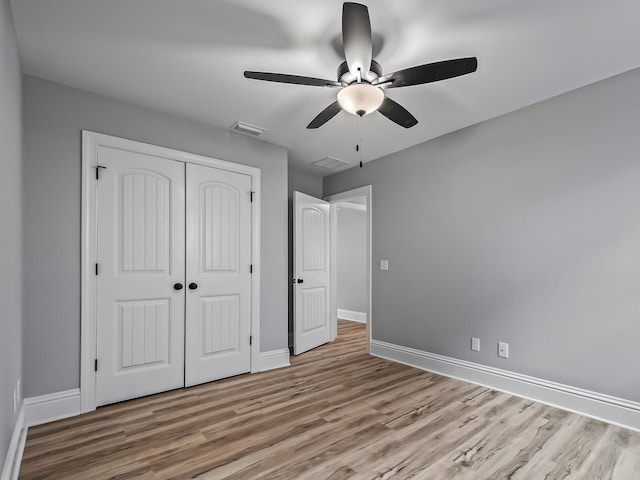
[324,185,372,353]
[81,131,261,413]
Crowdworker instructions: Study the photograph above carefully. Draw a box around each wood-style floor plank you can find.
[20,321,640,479]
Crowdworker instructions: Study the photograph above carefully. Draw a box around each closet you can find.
[84,132,257,407]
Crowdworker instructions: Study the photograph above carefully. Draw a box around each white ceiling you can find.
[10,0,640,176]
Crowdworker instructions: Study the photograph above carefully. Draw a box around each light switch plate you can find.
[380,260,389,271]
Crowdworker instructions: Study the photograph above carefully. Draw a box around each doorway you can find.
[335,197,367,322]
[291,185,371,355]
[326,186,372,352]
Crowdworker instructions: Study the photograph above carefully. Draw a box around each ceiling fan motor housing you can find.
[337,60,383,85]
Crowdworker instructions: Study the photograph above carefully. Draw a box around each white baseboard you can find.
[24,389,82,427]
[260,349,290,372]
[337,309,366,323]
[371,340,640,433]
[1,405,26,480]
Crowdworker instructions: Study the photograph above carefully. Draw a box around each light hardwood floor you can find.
[20,321,640,479]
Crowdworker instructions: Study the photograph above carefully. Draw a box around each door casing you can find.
[81,131,261,413]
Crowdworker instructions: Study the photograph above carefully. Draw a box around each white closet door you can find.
[293,192,331,355]
[184,163,252,386]
[96,147,185,406]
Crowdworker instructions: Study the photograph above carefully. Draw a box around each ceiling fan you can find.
[244,2,478,129]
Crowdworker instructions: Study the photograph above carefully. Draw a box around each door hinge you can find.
[95,263,99,275]
[95,165,107,180]
[250,264,253,274]
[94,359,98,372]
[250,335,253,346]
[250,191,255,203]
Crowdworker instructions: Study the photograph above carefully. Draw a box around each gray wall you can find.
[0,0,23,468]
[287,169,323,346]
[325,67,640,402]
[337,206,367,314]
[23,75,288,397]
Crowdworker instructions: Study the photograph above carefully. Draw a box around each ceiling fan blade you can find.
[378,97,418,128]
[342,2,373,77]
[307,101,342,129]
[244,71,341,87]
[375,57,478,88]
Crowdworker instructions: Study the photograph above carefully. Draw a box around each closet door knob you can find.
[173,283,184,291]
[188,282,198,290]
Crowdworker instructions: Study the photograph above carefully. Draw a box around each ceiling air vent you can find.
[311,156,350,169]
[229,121,266,137]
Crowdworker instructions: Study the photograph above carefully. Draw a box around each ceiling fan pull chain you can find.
[357,118,363,168]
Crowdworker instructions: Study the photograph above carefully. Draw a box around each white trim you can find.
[249,175,261,375]
[81,131,261,413]
[81,132,97,412]
[371,340,640,432]
[337,309,366,323]
[335,201,367,212]
[3,389,83,475]
[325,185,372,353]
[1,406,25,480]
[329,203,338,342]
[259,349,291,372]
[24,389,82,427]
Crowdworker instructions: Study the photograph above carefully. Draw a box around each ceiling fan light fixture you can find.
[337,83,384,117]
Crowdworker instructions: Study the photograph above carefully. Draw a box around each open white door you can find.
[293,191,330,354]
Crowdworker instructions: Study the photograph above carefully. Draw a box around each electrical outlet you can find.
[380,260,389,271]
[471,338,480,352]
[498,342,509,358]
